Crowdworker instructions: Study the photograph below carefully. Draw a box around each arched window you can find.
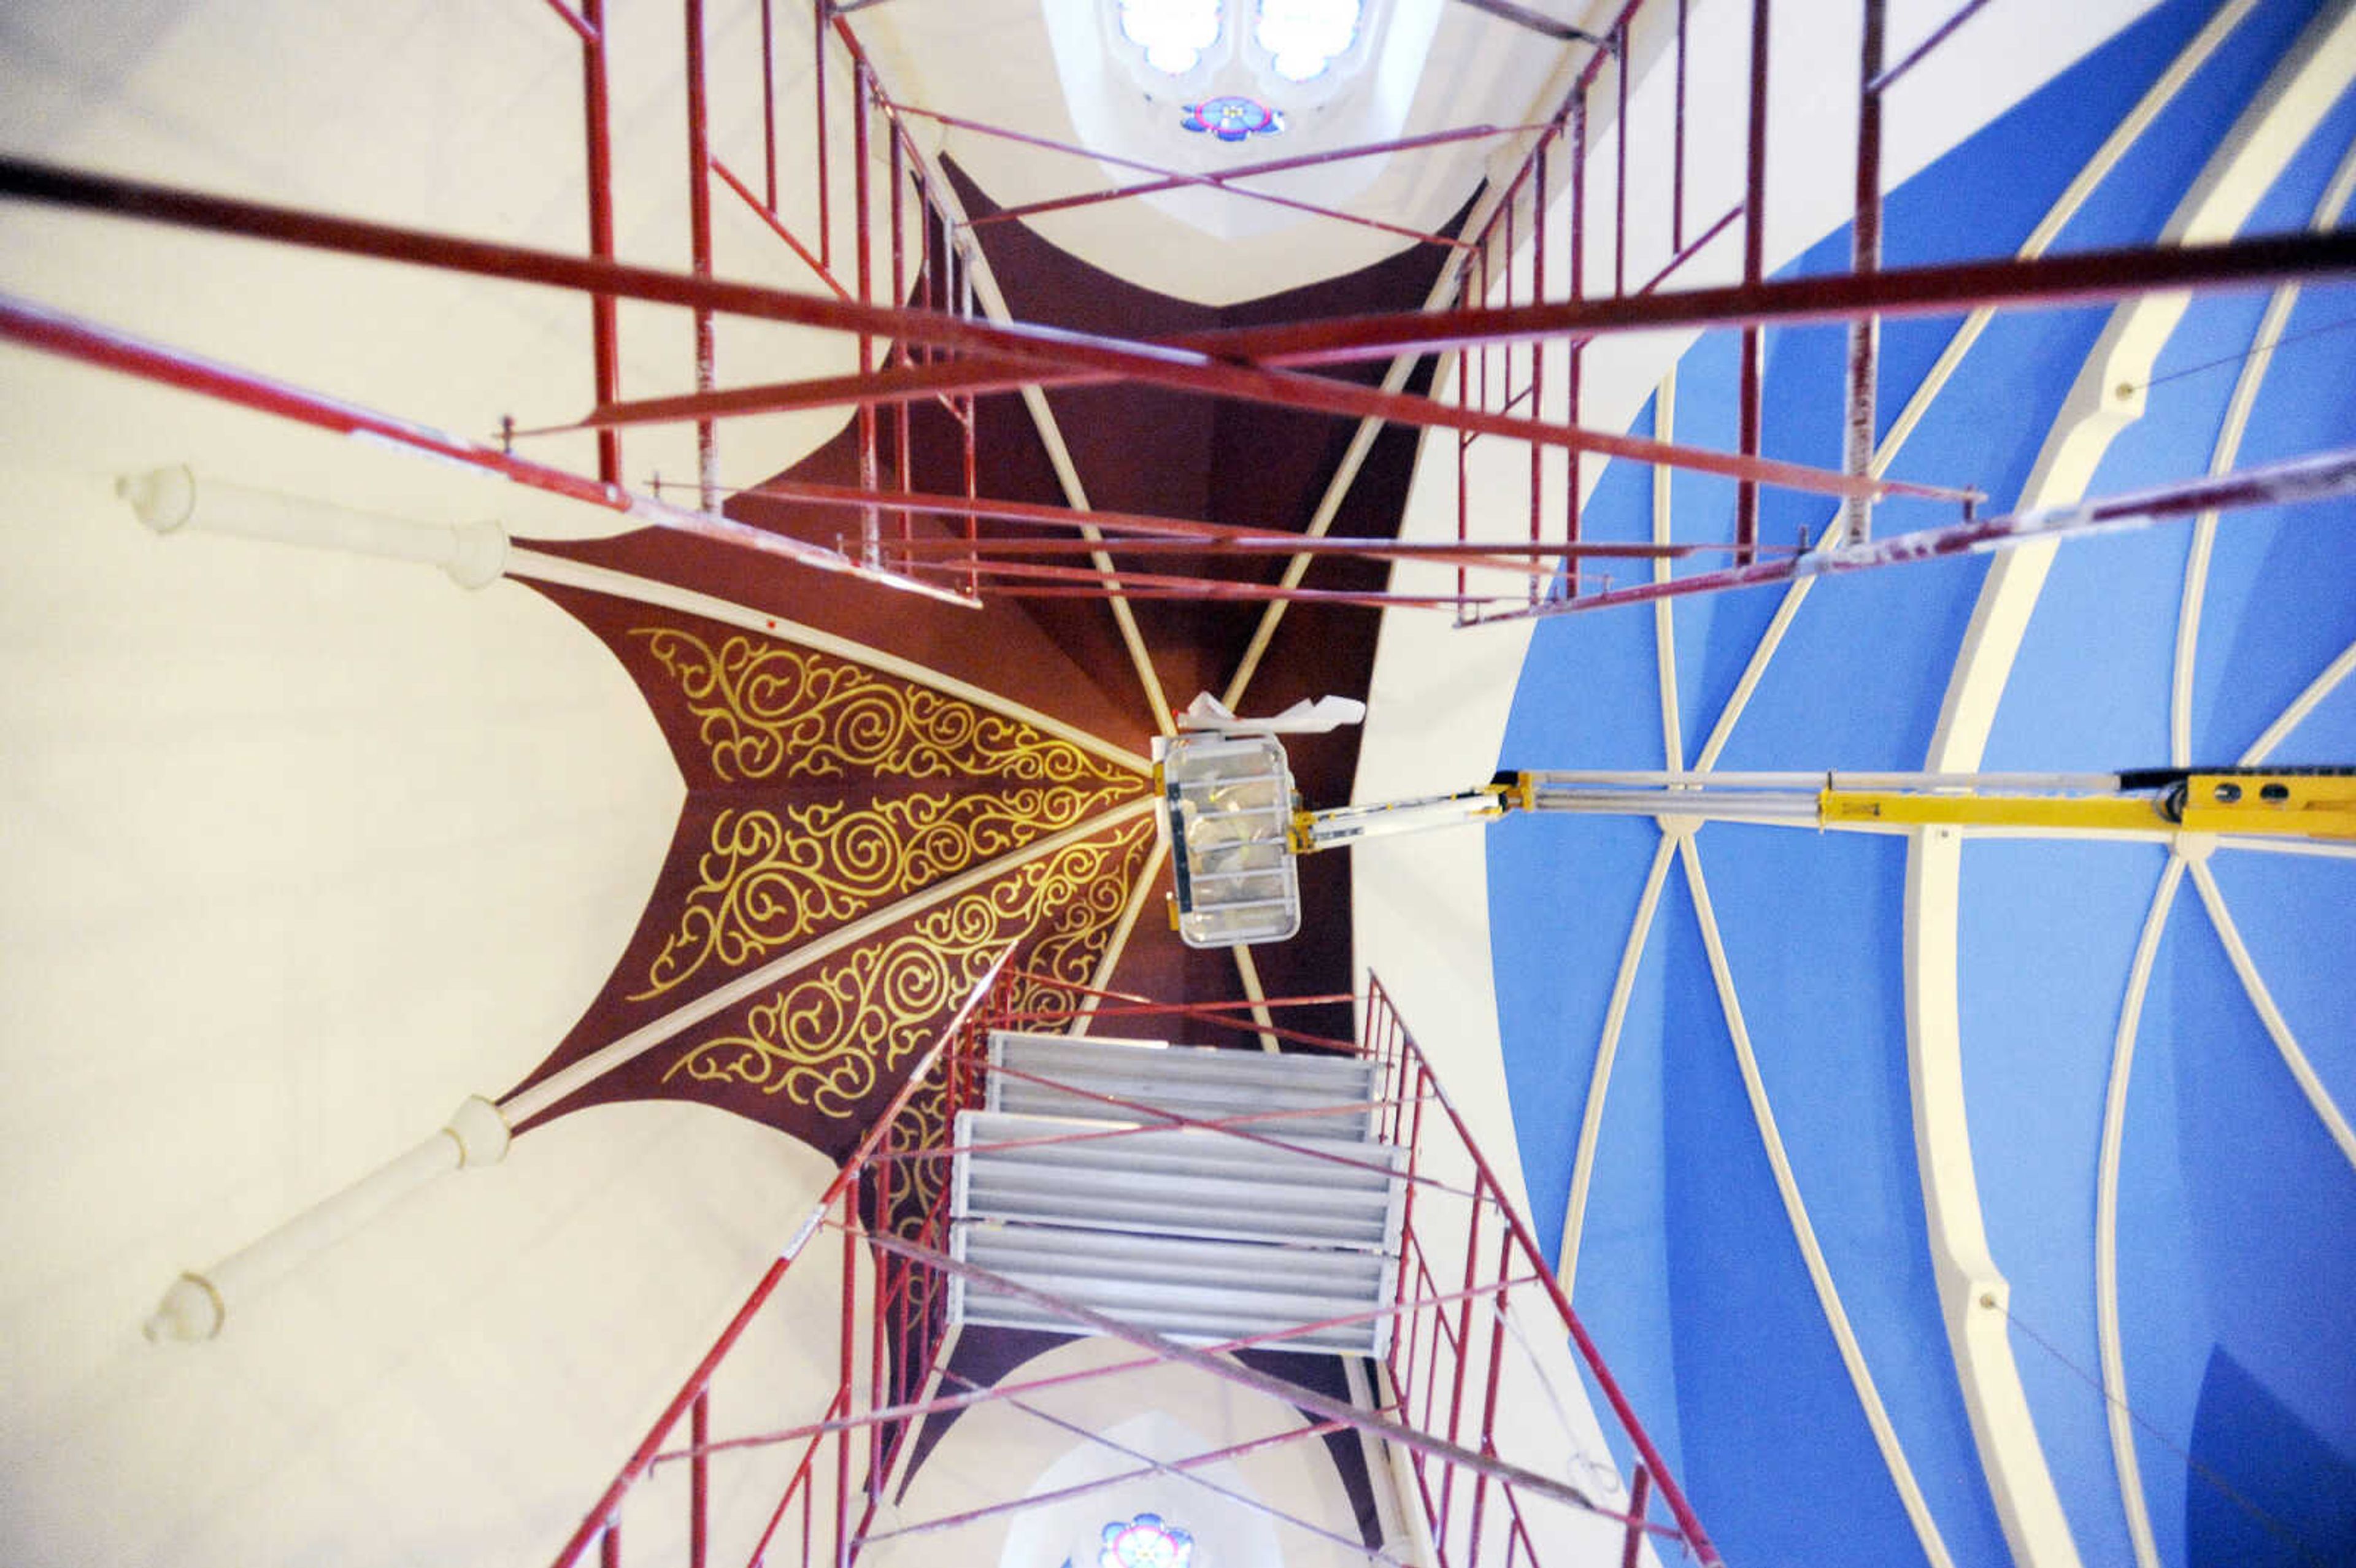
[1252,0,1363,83]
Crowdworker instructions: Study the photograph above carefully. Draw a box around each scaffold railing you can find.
[6,1,2352,624]
[545,958,1723,1568]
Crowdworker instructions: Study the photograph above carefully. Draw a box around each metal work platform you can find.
[545,965,1725,1568]
[949,1032,1405,1355]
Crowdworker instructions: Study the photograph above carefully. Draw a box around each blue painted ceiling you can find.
[1489,3,2356,1564]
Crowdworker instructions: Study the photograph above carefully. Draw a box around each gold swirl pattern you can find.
[664,820,1153,1119]
[630,782,1138,1001]
[880,1079,952,1241]
[629,626,1141,789]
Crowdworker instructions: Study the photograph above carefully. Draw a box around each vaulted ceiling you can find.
[3,1,2351,1565]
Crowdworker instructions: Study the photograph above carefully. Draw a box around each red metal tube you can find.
[871,1099,1431,1173]
[973,585,1519,607]
[10,157,2351,375]
[968,121,1545,230]
[712,157,850,301]
[834,1218,854,1568]
[742,1386,844,1568]
[1531,137,1548,599]
[550,1258,794,1568]
[1847,0,1887,543]
[813,0,831,271]
[880,100,1470,250]
[760,0,780,210]
[1868,0,1995,94]
[1466,1211,1517,1561]
[580,0,620,486]
[960,390,977,596]
[978,1059,1473,1192]
[867,1128,890,1506]
[542,0,598,44]
[678,1273,1523,1475]
[545,953,1010,1568]
[1364,982,1723,1565]
[1566,91,1586,578]
[1457,0,1611,43]
[864,530,1740,567]
[875,1399,1364,1550]
[1736,0,1771,562]
[560,348,1941,505]
[685,0,718,512]
[1634,200,1743,296]
[0,293,974,607]
[857,1226,1609,1517]
[890,125,910,544]
[994,972,1372,1046]
[689,1390,709,1568]
[853,61,879,561]
[1488,444,2356,620]
[1439,1194,1484,1528]
[1194,234,2349,369]
[1621,1466,1653,1568]
[1614,18,1629,298]
[906,552,1510,602]
[1456,274,1471,616]
[18,162,2346,523]
[1673,0,1688,252]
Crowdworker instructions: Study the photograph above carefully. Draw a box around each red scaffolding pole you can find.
[7,0,2349,623]
[540,967,1722,1568]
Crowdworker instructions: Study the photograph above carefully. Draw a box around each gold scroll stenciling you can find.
[630,781,1137,1001]
[664,818,1153,1119]
[880,1077,951,1242]
[629,626,1139,788]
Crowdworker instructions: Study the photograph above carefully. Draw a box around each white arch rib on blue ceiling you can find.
[1488,3,2356,1565]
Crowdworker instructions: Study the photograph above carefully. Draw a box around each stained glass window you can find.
[1098,1513,1194,1568]
[1180,95,1284,142]
[1253,0,1362,82]
[1119,0,1222,75]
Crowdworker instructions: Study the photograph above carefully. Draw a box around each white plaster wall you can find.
[0,1100,845,1566]
[0,0,910,521]
[0,1,913,1562]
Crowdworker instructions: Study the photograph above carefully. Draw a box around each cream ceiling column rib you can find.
[1073,839,1169,1036]
[1700,0,2266,784]
[141,537,1171,1340]
[1679,836,1958,1568]
[1558,369,1685,1288]
[2092,856,2187,1568]
[2185,859,2356,1172]
[884,99,1191,1032]
[505,796,1157,1120]
[1555,838,1674,1297]
[1217,47,1594,715]
[899,126,1174,739]
[509,548,1177,1037]
[1650,369,1685,774]
[1214,94,1589,1042]
[505,549,1153,772]
[142,798,1153,1343]
[1911,9,2356,1564]
[1558,0,2258,1305]
[2172,131,2356,766]
[2240,636,2356,766]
